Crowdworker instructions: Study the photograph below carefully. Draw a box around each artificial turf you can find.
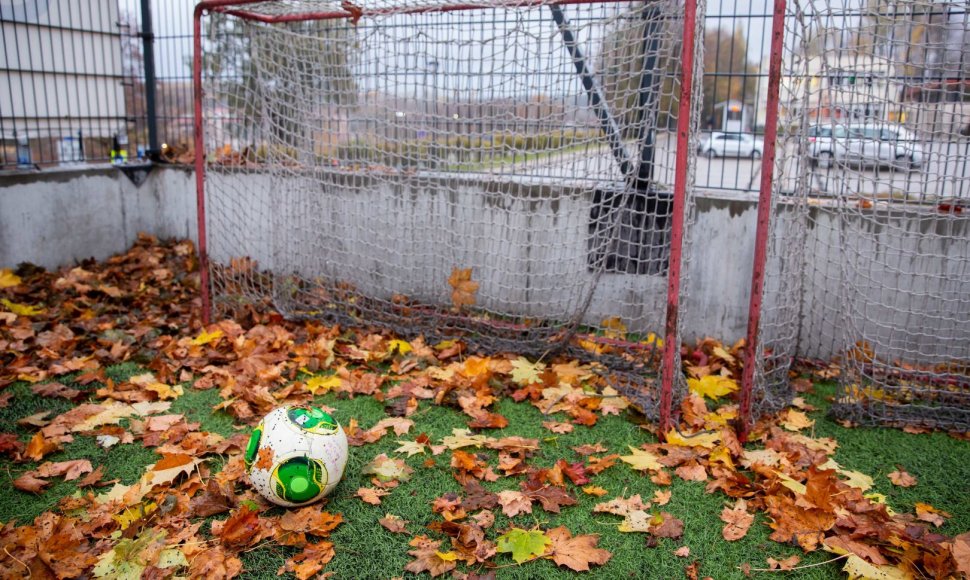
[1,369,968,579]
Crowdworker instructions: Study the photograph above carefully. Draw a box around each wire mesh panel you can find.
[197,0,705,417]
[757,0,970,429]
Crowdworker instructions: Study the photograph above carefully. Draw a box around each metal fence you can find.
[0,0,773,185]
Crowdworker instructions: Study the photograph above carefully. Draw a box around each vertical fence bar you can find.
[140,0,159,158]
[193,4,211,324]
[659,0,698,438]
[739,0,787,442]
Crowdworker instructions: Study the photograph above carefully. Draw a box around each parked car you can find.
[807,123,924,170]
[697,132,764,158]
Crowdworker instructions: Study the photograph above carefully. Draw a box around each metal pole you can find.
[658,0,698,438]
[140,0,159,159]
[194,4,212,325]
[549,3,632,177]
[739,0,787,442]
[635,4,662,190]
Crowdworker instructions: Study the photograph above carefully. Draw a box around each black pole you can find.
[140,0,159,160]
[549,4,632,178]
[635,4,663,190]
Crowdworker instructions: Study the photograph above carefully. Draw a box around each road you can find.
[480,133,970,202]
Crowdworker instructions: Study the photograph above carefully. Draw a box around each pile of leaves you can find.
[0,236,968,579]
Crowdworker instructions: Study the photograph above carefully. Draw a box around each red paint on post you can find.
[194,5,211,325]
[739,0,787,442]
[659,0,698,440]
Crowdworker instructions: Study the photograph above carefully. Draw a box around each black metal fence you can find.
[0,0,771,191]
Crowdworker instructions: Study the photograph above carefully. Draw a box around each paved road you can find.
[482,133,970,202]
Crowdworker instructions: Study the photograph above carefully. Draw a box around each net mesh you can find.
[200,0,705,417]
[757,0,970,429]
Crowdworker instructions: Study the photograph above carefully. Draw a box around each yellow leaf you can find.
[773,470,807,495]
[582,485,609,496]
[712,345,736,364]
[843,554,912,580]
[190,329,224,346]
[840,469,874,492]
[441,428,490,450]
[0,298,45,317]
[709,446,735,469]
[619,446,663,472]
[387,339,412,355]
[394,440,426,457]
[687,375,738,400]
[112,501,158,530]
[780,409,815,431]
[306,375,342,395]
[510,357,544,386]
[436,551,460,562]
[0,269,22,288]
[600,317,627,339]
[665,429,720,449]
[618,510,652,533]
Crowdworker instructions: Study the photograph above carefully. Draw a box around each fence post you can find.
[140,0,160,159]
[659,0,698,439]
[739,0,787,442]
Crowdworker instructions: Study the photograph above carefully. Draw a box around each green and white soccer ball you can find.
[245,405,349,507]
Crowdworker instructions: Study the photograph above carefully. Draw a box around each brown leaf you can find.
[651,469,673,486]
[32,381,84,401]
[405,536,458,577]
[915,502,950,527]
[77,464,106,487]
[356,487,390,505]
[822,536,888,566]
[546,526,612,572]
[675,461,708,482]
[13,472,50,493]
[947,532,970,578]
[217,505,263,549]
[674,546,691,558]
[24,430,61,462]
[652,489,672,506]
[556,459,590,486]
[594,494,649,517]
[650,511,685,539]
[572,442,608,456]
[461,480,499,512]
[279,507,343,536]
[497,490,533,518]
[278,542,335,580]
[720,499,754,541]
[254,446,275,471]
[524,484,577,513]
[379,514,409,534]
[543,421,574,434]
[467,411,508,430]
[448,268,479,309]
[767,555,800,571]
[887,468,917,487]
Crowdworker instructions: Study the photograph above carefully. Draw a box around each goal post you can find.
[193,0,706,424]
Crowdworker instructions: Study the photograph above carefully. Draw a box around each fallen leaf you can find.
[780,409,815,431]
[510,357,545,386]
[278,542,335,580]
[546,526,611,571]
[362,453,413,482]
[915,502,950,527]
[887,468,917,487]
[448,267,479,309]
[619,446,663,472]
[582,485,608,497]
[674,546,691,558]
[405,536,458,577]
[842,554,909,580]
[24,430,61,461]
[356,487,390,505]
[279,506,343,536]
[687,375,737,400]
[217,505,263,549]
[720,500,754,541]
[767,555,800,570]
[35,459,93,481]
[13,472,50,493]
[652,489,672,506]
[497,490,533,518]
[496,528,551,564]
[0,269,22,288]
[379,514,409,534]
[542,421,573,434]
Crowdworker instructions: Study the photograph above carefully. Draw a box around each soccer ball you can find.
[245,405,349,507]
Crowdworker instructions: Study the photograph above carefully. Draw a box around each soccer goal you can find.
[752,0,970,432]
[193,0,705,425]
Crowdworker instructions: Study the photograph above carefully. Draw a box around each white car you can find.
[807,123,924,170]
[698,132,764,158]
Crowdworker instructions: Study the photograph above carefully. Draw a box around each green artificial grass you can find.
[1,368,968,579]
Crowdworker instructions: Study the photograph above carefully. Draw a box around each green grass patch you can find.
[1,368,968,579]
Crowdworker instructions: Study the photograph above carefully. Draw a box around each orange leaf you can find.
[448,268,479,309]
[24,431,60,462]
[720,499,754,541]
[546,526,612,572]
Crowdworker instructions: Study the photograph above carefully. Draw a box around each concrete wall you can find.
[3,166,968,363]
[0,166,196,269]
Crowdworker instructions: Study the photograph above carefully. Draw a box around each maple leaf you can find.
[448,267,479,309]
[1,298,45,316]
[946,532,970,578]
[217,505,264,549]
[279,506,343,536]
[687,375,738,400]
[305,375,343,395]
[619,446,663,472]
[887,468,917,487]
[780,408,815,431]
[496,528,551,564]
[546,526,611,571]
[497,490,533,517]
[254,446,275,470]
[379,514,409,534]
[394,439,427,457]
[674,546,691,558]
[767,555,801,570]
[542,421,574,434]
[405,536,458,577]
[441,428,490,450]
[915,502,950,527]
[665,429,721,449]
[461,480,499,511]
[278,542,335,580]
[573,442,608,455]
[190,479,237,517]
[13,471,50,493]
[720,499,754,541]
[510,357,545,386]
[842,554,910,580]
[594,494,649,516]
[525,484,578,513]
[93,528,168,579]
[24,430,61,461]
[35,459,93,481]
[142,453,204,487]
[356,487,390,505]
[675,461,708,482]
[362,453,413,482]
[190,329,224,346]
[582,485,608,496]
[188,545,243,580]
